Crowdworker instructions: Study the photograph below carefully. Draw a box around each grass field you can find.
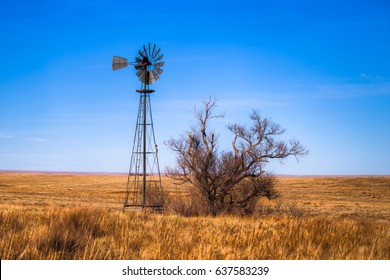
[0,172,389,259]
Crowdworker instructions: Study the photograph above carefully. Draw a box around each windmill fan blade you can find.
[112,56,128,71]
[148,43,151,57]
[136,69,144,78]
[136,56,142,63]
[153,48,161,59]
[154,61,164,67]
[152,44,156,57]
[143,45,148,57]
[152,69,160,81]
[155,54,164,62]
[154,66,163,75]
[149,71,156,84]
[138,50,145,57]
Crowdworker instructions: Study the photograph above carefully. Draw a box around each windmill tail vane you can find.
[112,43,164,212]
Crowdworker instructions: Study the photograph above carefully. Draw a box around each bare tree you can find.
[166,98,308,215]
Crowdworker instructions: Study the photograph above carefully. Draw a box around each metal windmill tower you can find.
[112,43,164,211]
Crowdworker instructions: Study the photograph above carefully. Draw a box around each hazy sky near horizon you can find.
[1,0,389,175]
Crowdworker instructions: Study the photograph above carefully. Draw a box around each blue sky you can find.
[0,0,389,175]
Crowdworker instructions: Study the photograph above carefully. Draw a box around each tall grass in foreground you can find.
[1,207,389,260]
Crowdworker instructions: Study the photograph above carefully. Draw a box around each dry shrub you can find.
[165,187,208,216]
[166,189,306,218]
[166,99,307,216]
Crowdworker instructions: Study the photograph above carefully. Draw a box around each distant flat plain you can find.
[1,172,389,220]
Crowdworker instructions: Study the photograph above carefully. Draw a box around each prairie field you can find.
[0,172,389,260]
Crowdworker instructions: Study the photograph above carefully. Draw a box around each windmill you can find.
[112,43,164,211]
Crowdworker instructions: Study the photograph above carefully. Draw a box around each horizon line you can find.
[1,170,389,177]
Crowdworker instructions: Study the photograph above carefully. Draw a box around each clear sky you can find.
[1,0,389,175]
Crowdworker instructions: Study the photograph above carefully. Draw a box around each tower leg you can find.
[142,88,147,208]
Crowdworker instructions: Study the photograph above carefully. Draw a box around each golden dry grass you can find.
[1,206,389,260]
[0,172,389,260]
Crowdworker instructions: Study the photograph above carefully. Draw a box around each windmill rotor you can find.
[134,43,164,85]
[112,43,164,85]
